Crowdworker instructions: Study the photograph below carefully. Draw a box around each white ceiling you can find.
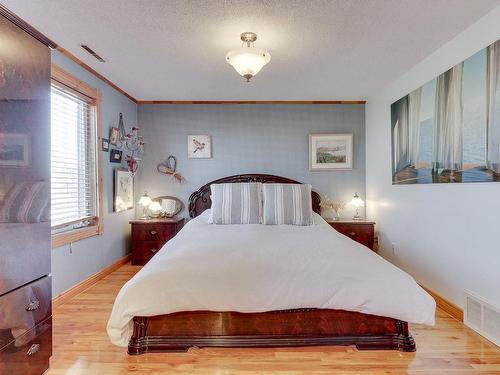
[2,0,499,101]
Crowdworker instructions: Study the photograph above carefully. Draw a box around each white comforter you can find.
[107,211,435,347]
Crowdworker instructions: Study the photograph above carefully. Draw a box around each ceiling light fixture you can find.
[225,32,271,82]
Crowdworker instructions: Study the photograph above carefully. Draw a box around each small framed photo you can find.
[101,138,110,152]
[188,135,212,159]
[0,133,30,167]
[110,149,122,163]
[309,133,353,170]
[109,127,120,145]
[114,168,134,212]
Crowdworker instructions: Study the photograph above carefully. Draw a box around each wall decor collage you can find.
[110,122,356,214]
[109,113,144,212]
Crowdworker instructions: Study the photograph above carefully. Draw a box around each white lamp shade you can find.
[350,194,365,207]
[138,194,152,207]
[225,47,271,80]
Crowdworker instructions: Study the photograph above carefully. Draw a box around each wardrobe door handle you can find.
[26,300,40,311]
[27,343,40,356]
[151,248,158,253]
[349,232,357,236]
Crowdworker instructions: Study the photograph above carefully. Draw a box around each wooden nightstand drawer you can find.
[132,224,175,242]
[131,241,164,264]
[328,221,375,250]
[130,218,184,266]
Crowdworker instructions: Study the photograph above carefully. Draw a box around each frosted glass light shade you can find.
[350,193,365,207]
[225,47,271,82]
[138,194,152,207]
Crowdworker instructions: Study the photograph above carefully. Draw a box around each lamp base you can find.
[139,215,150,220]
[352,215,364,221]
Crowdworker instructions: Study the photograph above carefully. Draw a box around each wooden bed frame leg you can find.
[394,320,417,352]
[354,320,416,352]
[128,317,192,354]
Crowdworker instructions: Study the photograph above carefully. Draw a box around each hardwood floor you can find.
[47,264,500,374]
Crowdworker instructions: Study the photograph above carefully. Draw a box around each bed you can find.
[107,174,435,354]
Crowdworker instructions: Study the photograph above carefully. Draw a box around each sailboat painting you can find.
[391,38,500,184]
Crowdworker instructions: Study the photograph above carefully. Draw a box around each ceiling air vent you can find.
[80,45,105,62]
[464,291,500,347]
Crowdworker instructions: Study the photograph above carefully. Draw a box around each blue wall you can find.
[136,104,365,219]
[51,50,137,296]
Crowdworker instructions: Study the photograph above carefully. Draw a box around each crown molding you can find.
[137,100,366,105]
[56,47,366,106]
[0,4,57,48]
[56,46,138,103]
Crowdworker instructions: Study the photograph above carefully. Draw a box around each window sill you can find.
[51,224,102,249]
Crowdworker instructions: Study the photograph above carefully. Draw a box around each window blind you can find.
[51,85,98,231]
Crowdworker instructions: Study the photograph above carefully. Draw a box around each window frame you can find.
[51,64,104,248]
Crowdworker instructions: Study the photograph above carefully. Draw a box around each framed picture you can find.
[188,135,212,158]
[110,149,122,163]
[109,127,120,145]
[101,138,109,152]
[114,168,134,212]
[0,133,30,167]
[391,37,500,184]
[309,133,353,170]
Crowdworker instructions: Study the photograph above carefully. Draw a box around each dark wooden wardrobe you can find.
[0,6,55,375]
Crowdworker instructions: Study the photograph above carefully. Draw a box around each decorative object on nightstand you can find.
[138,192,152,220]
[328,219,375,250]
[350,192,364,220]
[319,196,346,221]
[152,196,184,218]
[130,217,185,265]
[148,201,162,218]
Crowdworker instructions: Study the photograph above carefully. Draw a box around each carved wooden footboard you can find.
[128,308,416,354]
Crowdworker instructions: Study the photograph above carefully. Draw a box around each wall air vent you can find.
[464,291,500,347]
[80,45,105,62]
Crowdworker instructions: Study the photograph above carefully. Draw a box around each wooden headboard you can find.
[188,174,321,218]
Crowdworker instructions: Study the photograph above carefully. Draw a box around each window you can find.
[51,65,103,248]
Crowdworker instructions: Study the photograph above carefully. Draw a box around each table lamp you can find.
[138,192,152,220]
[350,192,364,221]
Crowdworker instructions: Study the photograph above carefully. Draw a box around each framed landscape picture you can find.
[188,135,212,158]
[309,133,353,170]
[0,133,30,167]
[114,168,134,212]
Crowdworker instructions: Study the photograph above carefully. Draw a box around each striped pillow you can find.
[210,183,262,224]
[0,181,49,223]
[262,183,313,225]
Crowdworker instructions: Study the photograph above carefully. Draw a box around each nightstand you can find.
[328,220,376,250]
[130,217,185,265]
